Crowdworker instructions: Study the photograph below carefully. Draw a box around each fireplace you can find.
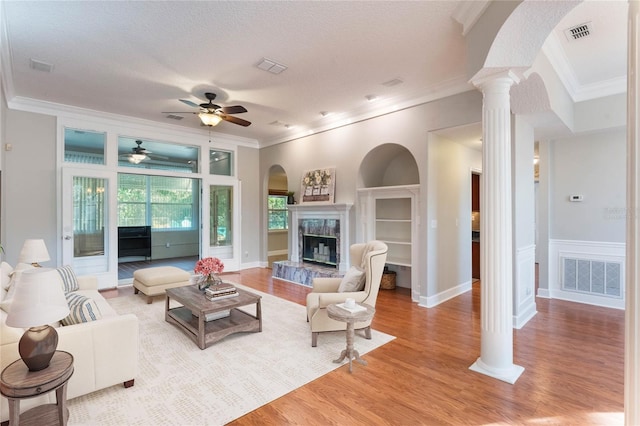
[301,222,338,268]
[288,203,353,272]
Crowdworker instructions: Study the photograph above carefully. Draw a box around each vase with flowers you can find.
[194,257,224,291]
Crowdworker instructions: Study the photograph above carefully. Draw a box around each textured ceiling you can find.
[1,1,627,146]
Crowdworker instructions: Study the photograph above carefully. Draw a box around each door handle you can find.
[64,235,72,240]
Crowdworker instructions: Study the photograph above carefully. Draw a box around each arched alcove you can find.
[266,164,290,267]
[267,165,288,194]
[356,143,420,301]
[358,143,419,188]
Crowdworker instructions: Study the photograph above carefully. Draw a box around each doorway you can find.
[267,165,290,267]
[472,172,480,280]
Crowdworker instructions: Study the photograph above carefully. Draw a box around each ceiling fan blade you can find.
[148,153,169,160]
[221,115,251,127]
[220,105,247,114]
[179,99,200,108]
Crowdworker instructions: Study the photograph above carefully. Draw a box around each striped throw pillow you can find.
[56,265,79,293]
[62,293,102,326]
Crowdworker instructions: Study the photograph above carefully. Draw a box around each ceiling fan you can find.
[164,92,251,127]
[119,140,167,164]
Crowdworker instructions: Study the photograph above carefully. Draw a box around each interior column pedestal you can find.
[468,70,524,384]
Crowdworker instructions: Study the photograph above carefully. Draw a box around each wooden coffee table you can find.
[165,285,262,349]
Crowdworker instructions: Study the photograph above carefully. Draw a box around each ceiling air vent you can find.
[564,22,592,41]
[166,114,184,120]
[381,78,404,87]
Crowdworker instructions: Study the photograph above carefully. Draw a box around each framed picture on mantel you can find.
[300,167,335,204]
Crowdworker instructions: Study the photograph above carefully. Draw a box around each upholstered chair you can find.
[306,240,388,347]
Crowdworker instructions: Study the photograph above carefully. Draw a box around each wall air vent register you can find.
[562,257,622,298]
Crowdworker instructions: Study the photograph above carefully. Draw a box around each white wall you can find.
[512,115,537,327]
[426,132,482,303]
[2,109,58,265]
[550,127,626,243]
[259,90,483,302]
[238,145,261,266]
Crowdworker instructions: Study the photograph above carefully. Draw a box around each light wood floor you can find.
[104,267,625,425]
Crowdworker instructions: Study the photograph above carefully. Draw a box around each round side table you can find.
[326,303,375,373]
[0,351,74,426]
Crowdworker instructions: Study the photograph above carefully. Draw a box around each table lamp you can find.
[18,239,51,267]
[5,268,70,371]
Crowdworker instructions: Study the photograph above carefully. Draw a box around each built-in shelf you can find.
[357,184,419,297]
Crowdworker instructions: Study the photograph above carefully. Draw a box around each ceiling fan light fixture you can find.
[199,113,222,127]
[129,153,146,164]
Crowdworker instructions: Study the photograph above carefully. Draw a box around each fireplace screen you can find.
[303,234,337,267]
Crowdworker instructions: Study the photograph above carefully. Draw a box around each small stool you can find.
[133,266,191,304]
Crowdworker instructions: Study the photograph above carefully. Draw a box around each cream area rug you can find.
[67,284,395,425]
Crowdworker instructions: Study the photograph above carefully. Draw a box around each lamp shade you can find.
[6,268,69,328]
[199,113,222,127]
[18,239,51,265]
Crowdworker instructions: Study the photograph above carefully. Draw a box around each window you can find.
[118,174,199,230]
[268,195,288,230]
[64,128,106,164]
[73,176,106,257]
[118,137,199,173]
[210,149,233,176]
[210,185,233,246]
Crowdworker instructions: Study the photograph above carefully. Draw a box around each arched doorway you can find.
[266,165,290,267]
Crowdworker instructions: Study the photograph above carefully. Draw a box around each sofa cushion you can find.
[0,263,35,312]
[62,293,102,326]
[1,262,13,291]
[56,265,79,293]
[337,266,365,292]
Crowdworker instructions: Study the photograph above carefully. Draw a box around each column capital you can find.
[470,67,525,91]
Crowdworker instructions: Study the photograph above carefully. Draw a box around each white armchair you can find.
[306,241,388,347]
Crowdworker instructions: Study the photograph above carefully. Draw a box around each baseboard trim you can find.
[513,304,537,329]
[419,280,472,308]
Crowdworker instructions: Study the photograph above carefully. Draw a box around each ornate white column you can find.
[469,70,524,384]
[626,1,640,424]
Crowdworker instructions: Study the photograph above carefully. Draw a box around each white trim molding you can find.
[548,239,626,309]
[419,280,472,308]
[513,244,537,329]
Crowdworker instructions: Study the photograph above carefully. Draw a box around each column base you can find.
[469,357,525,384]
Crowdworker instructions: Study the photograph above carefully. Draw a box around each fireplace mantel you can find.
[288,203,353,271]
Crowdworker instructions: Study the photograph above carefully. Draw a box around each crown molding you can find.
[542,31,626,103]
[451,0,491,36]
[6,95,260,148]
[259,75,473,148]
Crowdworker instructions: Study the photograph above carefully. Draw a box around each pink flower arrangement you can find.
[194,257,224,281]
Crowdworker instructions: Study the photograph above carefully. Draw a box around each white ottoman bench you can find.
[133,266,191,304]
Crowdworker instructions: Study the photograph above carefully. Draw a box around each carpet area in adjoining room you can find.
[67,284,395,426]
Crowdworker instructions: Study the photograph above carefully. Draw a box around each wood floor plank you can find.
[104,267,625,425]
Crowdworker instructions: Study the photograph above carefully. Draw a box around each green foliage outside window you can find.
[268,195,288,230]
[118,174,198,230]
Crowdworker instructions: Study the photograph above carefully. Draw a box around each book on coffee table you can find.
[205,292,239,301]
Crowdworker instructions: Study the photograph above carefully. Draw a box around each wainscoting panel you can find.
[514,244,537,329]
[548,239,625,309]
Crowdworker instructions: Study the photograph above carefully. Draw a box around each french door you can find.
[203,182,241,270]
[61,167,117,288]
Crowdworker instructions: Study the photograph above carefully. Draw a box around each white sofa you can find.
[0,263,139,422]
